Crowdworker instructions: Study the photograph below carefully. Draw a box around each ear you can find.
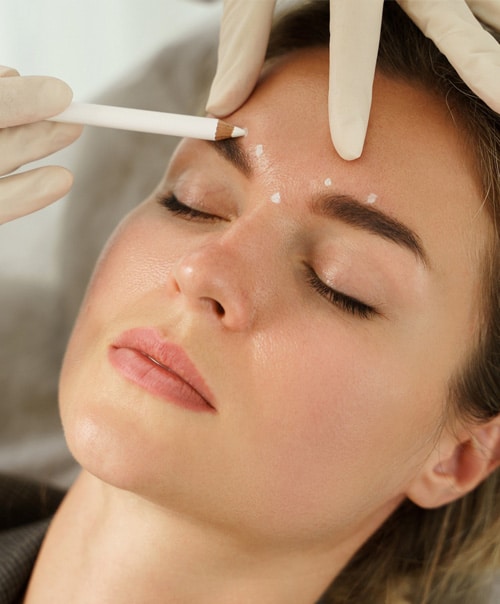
[406,420,500,509]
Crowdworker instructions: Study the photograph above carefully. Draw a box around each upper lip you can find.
[110,327,216,409]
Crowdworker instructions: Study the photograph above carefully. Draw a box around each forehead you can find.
[233,49,475,189]
[219,49,489,272]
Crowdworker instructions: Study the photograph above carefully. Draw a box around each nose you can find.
[170,232,263,331]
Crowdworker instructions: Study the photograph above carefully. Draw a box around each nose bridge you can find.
[205,209,274,280]
[172,211,279,329]
[218,210,270,267]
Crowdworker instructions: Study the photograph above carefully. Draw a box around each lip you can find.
[108,327,216,413]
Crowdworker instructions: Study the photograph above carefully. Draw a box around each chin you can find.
[61,404,145,492]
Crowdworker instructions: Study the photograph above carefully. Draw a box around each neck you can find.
[24,471,395,604]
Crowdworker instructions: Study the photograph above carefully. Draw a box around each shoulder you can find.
[0,474,65,603]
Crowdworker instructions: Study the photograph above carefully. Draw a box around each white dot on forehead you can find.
[324,178,332,187]
[270,192,281,204]
[255,144,264,158]
[366,193,378,205]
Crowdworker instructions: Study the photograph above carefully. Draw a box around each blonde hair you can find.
[267,2,500,602]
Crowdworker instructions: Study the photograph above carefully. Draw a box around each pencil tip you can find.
[231,126,247,138]
[215,120,247,140]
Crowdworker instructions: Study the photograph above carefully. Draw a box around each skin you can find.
[26,49,493,603]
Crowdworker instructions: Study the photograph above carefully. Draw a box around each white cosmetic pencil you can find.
[48,102,246,141]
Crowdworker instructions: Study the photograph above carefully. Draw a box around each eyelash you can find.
[159,193,377,319]
[306,270,376,319]
[158,193,220,222]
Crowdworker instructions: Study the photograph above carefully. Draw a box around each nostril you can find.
[202,296,225,317]
[214,301,225,317]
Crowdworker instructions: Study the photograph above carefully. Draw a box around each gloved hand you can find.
[206,0,500,161]
[0,66,82,224]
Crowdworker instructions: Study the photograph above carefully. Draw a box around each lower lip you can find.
[108,347,215,413]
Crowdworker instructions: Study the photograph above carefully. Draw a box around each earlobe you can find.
[406,421,500,509]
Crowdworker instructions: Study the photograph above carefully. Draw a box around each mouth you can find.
[108,328,216,413]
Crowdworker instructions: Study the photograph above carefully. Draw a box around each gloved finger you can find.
[467,0,500,30]
[397,0,500,113]
[206,0,276,116]
[0,166,73,224]
[0,65,20,77]
[329,0,385,160]
[0,121,82,177]
[0,75,73,129]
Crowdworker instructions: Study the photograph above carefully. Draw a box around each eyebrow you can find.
[206,139,429,267]
[313,194,429,267]
[209,138,254,177]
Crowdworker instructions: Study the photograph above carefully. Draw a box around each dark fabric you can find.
[0,474,64,604]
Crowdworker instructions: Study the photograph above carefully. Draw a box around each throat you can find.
[23,471,344,604]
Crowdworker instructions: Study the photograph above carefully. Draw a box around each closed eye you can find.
[306,268,378,319]
[158,194,378,319]
[157,193,221,222]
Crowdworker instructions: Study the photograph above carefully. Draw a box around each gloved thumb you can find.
[206,0,276,116]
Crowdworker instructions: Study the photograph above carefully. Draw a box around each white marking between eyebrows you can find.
[255,144,264,158]
[366,193,378,204]
[324,178,332,186]
[270,192,281,204]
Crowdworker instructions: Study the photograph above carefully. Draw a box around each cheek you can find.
[76,206,176,327]
[243,319,442,504]
[60,206,175,405]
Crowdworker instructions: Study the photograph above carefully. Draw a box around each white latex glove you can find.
[0,66,82,224]
[206,0,500,160]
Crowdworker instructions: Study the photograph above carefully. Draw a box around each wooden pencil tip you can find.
[215,120,247,140]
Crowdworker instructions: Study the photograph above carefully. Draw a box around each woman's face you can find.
[59,49,489,550]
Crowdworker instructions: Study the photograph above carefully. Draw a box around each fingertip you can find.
[204,96,223,117]
[40,165,75,200]
[34,76,74,118]
[55,122,84,147]
[46,76,74,110]
[205,101,236,119]
[206,75,245,117]
[0,65,20,77]
[55,166,75,193]
[330,117,367,161]
[0,166,75,224]
[335,145,363,162]
[205,95,239,119]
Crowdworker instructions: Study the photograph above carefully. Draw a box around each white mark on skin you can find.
[255,144,264,158]
[270,192,281,204]
[324,178,332,187]
[366,193,378,205]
